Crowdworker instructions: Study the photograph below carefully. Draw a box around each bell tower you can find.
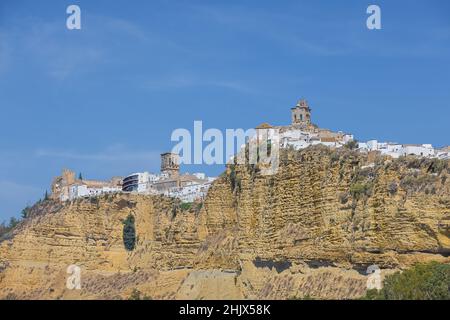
[291,99,311,126]
[160,152,180,178]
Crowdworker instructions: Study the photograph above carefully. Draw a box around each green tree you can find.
[21,206,31,219]
[0,217,21,239]
[8,217,19,229]
[0,221,8,238]
[122,214,136,251]
[350,182,371,200]
[363,262,450,300]
[78,173,83,180]
[344,140,359,150]
[180,202,193,211]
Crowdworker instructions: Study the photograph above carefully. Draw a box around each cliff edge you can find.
[1,146,449,299]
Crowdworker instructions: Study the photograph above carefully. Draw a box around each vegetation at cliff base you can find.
[363,262,450,300]
[128,288,152,300]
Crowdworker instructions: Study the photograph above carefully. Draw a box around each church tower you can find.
[160,152,180,178]
[291,99,311,126]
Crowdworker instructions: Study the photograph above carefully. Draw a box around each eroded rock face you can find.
[0,147,449,299]
[206,147,450,268]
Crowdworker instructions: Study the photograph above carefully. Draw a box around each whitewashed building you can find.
[438,152,450,160]
[359,140,404,158]
[358,140,437,159]
[164,181,214,203]
[401,144,435,157]
[67,184,121,201]
[436,147,450,159]
[280,129,353,151]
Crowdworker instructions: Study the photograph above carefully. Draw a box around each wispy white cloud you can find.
[190,3,450,58]
[35,145,161,162]
[143,73,254,93]
[190,4,353,57]
[0,180,40,196]
[99,15,191,53]
[102,16,150,42]
[0,17,107,80]
[0,14,197,81]
[23,19,106,80]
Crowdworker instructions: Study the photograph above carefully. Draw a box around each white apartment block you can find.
[121,169,216,203]
[120,153,216,203]
[122,172,155,193]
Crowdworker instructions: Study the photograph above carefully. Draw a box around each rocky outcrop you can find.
[0,146,449,299]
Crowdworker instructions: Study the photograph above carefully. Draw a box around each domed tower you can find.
[291,99,312,126]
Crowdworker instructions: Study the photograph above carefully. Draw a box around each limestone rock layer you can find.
[0,147,449,299]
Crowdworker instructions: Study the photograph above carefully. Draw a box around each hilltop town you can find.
[2,130,449,300]
[49,99,450,203]
[264,99,449,159]
[1,98,449,300]
[51,153,216,203]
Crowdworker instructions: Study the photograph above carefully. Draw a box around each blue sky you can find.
[0,0,449,220]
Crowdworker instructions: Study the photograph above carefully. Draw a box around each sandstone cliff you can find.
[0,146,449,299]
